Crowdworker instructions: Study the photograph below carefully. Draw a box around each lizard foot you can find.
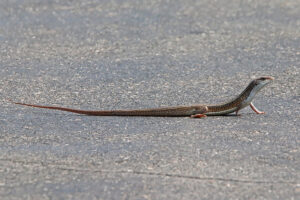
[191,114,207,118]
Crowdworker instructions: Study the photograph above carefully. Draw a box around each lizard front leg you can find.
[250,102,265,114]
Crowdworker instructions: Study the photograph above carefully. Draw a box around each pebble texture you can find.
[0,0,299,199]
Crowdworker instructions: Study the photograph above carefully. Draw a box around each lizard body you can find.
[12,76,274,118]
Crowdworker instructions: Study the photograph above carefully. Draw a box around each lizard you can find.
[12,76,274,118]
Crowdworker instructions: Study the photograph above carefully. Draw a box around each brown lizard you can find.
[12,76,274,118]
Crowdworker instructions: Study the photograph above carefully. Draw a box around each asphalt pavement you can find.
[0,0,299,199]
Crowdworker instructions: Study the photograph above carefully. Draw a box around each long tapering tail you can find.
[11,101,207,117]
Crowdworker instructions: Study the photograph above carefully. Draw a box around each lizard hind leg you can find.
[190,105,208,118]
[191,114,207,118]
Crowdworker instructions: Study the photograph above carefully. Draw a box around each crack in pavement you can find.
[55,166,298,185]
[0,158,298,185]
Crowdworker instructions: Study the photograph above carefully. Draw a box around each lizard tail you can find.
[11,101,207,117]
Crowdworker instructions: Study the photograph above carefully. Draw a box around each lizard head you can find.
[253,76,274,89]
[242,76,274,106]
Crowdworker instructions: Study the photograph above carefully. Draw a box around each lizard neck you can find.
[206,81,256,115]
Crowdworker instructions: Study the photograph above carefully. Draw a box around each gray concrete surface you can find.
[0,0,299,199]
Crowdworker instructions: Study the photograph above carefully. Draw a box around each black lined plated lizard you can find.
[12,76,274,118]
